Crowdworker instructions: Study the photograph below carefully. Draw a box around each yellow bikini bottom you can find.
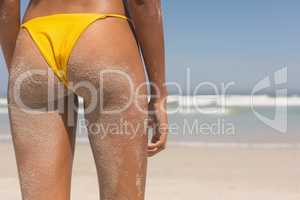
[21,13,128,86]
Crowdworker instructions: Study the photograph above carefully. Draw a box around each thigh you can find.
[85,75,148,200]
[8,29,78,200]
[68,19,149,200]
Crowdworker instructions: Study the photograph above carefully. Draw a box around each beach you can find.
[0,0,299,197]
[1,95,300,199]
[0,0,299,198]
[1,142,300,200]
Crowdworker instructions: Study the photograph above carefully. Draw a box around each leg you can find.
[85,74,148,200]
[68,18,149,200]
[8,29,78,200]
[71,63,148,200]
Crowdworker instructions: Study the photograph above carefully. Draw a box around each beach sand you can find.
[1,142,300,200]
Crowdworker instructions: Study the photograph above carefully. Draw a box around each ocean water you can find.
[1,96,300,148]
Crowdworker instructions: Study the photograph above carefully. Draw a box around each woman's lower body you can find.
[8,14,148,200]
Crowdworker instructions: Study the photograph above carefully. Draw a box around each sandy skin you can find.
[1,0,168,199]
[1,142,300,200]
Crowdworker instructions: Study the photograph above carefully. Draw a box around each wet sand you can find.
[1,142,300,200]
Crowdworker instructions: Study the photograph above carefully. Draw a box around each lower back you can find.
[23,0,126,22]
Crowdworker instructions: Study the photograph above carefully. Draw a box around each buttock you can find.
[9,17,147,114]
[66,16,148,113]
[8,29,69,111]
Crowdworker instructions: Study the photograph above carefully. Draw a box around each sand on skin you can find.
[1,142,300,200]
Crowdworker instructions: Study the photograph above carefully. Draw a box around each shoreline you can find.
[2,137,300,149]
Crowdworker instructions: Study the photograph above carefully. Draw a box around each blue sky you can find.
[1,0,299,96]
